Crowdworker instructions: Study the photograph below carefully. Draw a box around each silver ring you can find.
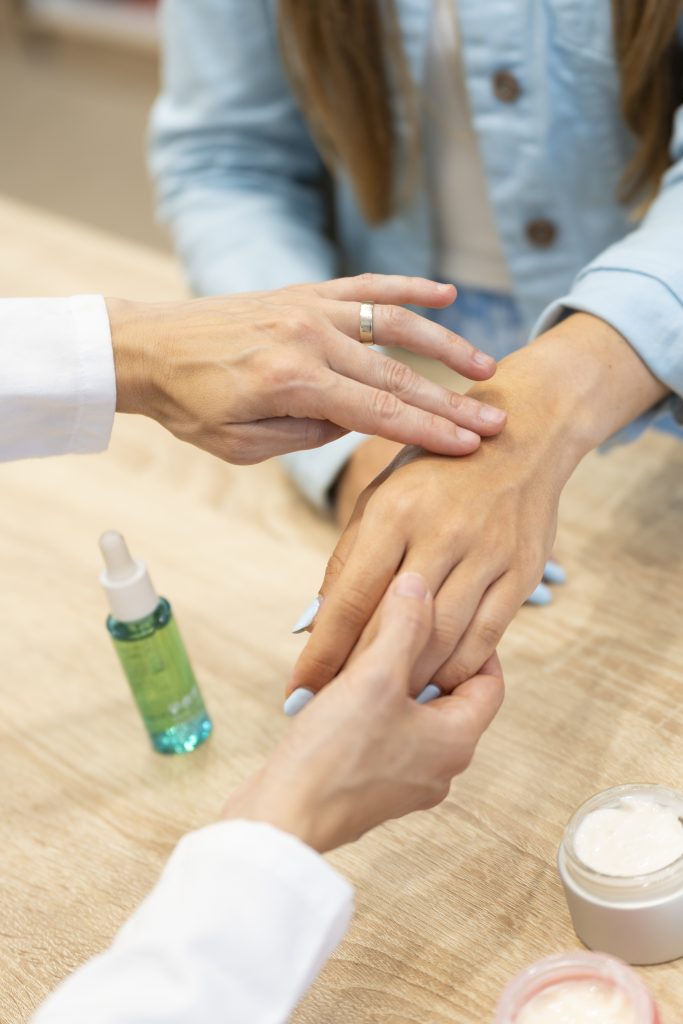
[359,301,375,344]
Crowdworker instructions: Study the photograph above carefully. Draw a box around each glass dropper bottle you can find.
[99,530,212,755]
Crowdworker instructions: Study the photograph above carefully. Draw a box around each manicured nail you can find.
[394,572,429,601]
[543,559,567,585]
[479,405,506,426]
[526,582,552,606]
[283,688,315,716]
[291,596,322,634]
[416,683,442,705]
[473,350,494,368]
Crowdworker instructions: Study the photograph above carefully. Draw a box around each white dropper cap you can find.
[99,530,159,623]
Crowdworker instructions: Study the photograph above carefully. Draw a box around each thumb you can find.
[356,573,433,693]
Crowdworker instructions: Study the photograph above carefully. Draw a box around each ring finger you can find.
[319,299,496,379]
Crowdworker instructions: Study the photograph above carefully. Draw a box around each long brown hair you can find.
[278,0,683,223]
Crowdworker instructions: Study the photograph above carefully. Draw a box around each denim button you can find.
[492,70,521,103]
[526,218,558,247]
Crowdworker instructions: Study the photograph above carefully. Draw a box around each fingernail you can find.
[543,559,567,585]
[526,582,552,606]
[291,596,322,634]
[394,572,430,601]
[473,350,494,369]
[456,427,480,445]
[416,683,442,705]
[283,688,315,716]
[479,405,506,426]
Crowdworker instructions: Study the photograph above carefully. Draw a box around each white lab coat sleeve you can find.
[31,820,355,1024]
[0,295,116,461]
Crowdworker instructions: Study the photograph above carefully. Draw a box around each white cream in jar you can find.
[573,795,683,877]
[558,784,683,964]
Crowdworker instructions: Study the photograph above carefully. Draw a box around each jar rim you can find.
[493,951,657,1022]
[561,784,683,898]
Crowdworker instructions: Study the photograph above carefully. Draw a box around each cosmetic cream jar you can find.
[558,784,683,965]
[493,951,659,1023]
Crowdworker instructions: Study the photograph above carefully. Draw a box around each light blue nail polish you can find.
[416,683,442,705]
[291,596,322,635]
[543,559,567,585]
[526,582,553,606]
[283,688,315,716]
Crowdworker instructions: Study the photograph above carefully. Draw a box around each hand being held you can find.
[285,342,584,711]
[107,274,505,464]
[222,573,504,853]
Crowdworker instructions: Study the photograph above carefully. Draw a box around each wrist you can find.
[465,341,590,488]
[221,770,334,854]
[467,312,668,475]
[106,297,161,417]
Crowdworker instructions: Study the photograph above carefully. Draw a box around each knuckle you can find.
[216,425,247,463]
[334,585,374,629]
[299,649,338,681]
[323,552,346,587]
[264,352,298,389]
[301,419,330,449]
[475,617,505,650]
[446,390,465,414]
[394,604,426,636]
[285,309,320,343]
[370,388,401,423]
[418,780,451,811]
[431,617,458,654]
[441,656,472,687]
[384,359,415,396]
[379,485,416,524]
[455,749,475,774]
[355,272,379,289]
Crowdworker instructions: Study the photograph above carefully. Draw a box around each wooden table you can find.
[1,196,682,1024]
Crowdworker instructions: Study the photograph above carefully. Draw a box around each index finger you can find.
[286,515,405,696]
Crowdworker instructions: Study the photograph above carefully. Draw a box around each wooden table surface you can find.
[1,195,682,1024]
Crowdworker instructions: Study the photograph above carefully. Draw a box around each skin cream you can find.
[574,795,683,877]
[494,952,659,1024]
[558,785,683,964]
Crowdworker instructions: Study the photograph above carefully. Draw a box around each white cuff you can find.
[32,821,354,1024]
[0,295,116,462]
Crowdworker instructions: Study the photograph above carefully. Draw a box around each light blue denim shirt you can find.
[149,0,683,508]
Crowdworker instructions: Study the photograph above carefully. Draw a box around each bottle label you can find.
[112,617,207,736]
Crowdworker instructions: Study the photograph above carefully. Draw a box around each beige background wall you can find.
[0,2,167,250]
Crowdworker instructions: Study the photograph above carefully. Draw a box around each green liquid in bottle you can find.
[107,597,212,755]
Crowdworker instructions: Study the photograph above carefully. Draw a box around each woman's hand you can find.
[107,275,506,464]
[285,314,668,706]
[222,573,504,854]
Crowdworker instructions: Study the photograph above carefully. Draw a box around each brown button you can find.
[526,218,558,247]
[492,70,521,103]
